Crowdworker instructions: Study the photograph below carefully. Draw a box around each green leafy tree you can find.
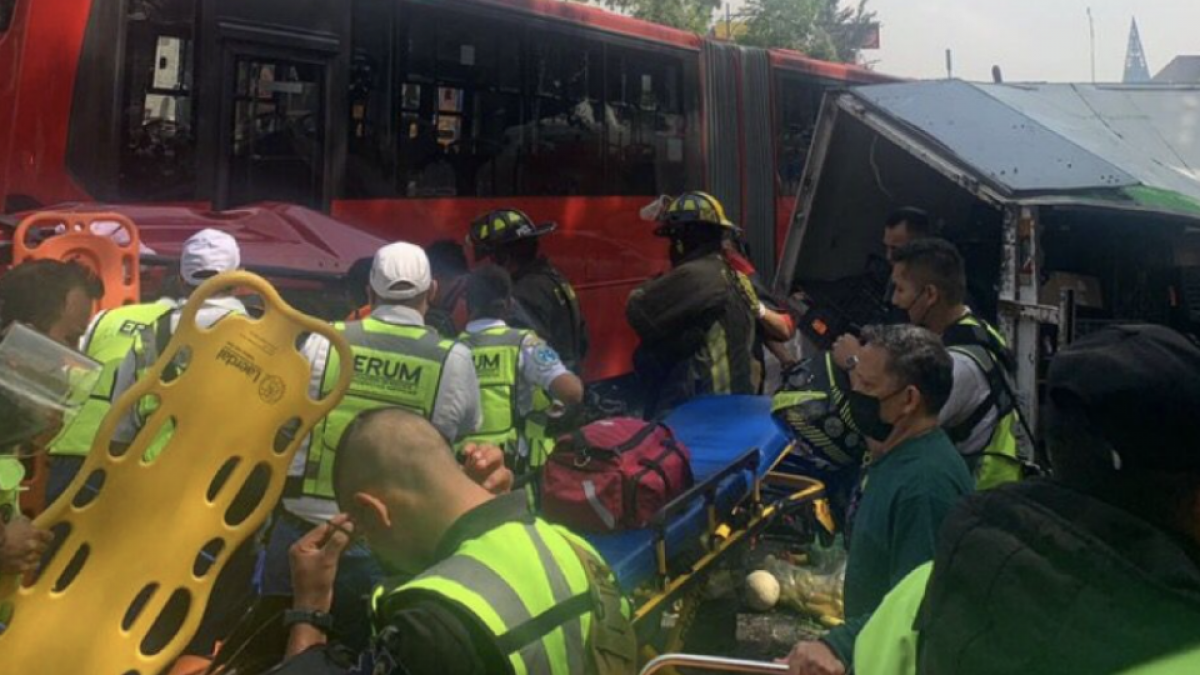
[737,0,876,63]
[571,0,720,34]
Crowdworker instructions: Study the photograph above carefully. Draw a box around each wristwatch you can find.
[283,609,335,633]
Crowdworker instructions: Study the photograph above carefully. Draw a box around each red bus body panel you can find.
[0,0,91,208]
[0,0,893,382]
[333,196,667,381]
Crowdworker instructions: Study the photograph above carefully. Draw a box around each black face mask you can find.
[898,286,933,328]
[847,388,905,443]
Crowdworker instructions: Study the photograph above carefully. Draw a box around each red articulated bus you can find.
[0,0,890,381]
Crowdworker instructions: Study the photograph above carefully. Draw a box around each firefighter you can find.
[466,209,589,375]
[626,191,759,418]
[424,239,470,338]
[459,264,583,475]
[281,408,635,675]
[259,241,482,652]
[47,228,244,502]
[850,326,1200,675]
[834,238,1021,489]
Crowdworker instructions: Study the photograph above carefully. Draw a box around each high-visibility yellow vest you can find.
[459,326,527,457]
[524,388,558,471]
[49,302,175,457]
[370,513,627,675]
[303,319,454,499]
[943,314,1022,489]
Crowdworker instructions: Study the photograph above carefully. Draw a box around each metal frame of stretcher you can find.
[629,445,825,626]
[586,396,828,660]
[640,653,788,674]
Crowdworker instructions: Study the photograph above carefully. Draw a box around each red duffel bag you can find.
[541,417,693,533]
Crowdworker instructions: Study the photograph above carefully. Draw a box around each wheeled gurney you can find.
[587,396,828,655]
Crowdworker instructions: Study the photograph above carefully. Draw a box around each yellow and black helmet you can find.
[655,191,739,237]
[467,209,557,252]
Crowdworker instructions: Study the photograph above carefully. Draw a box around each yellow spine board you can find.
[0,272,353,675]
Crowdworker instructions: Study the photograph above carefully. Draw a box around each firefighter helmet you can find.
[467,209,557,252]
[654,191,738,237]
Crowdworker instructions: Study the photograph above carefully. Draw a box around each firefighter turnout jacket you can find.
[627,250,758,417]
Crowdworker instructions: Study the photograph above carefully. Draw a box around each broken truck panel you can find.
[853,81,1141,196]
[776,80,1200,446]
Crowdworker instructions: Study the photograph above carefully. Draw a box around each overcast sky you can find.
[730,0,1199,82]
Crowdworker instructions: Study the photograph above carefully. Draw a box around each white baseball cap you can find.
[181,228,241,286]
[370,242,432,301]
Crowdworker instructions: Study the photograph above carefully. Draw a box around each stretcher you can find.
[587,396,827,653]
[641,653,787,674]
[0,272,352,675]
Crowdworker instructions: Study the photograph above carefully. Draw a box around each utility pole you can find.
[945,49,954,79]
[1087,8,1096,83]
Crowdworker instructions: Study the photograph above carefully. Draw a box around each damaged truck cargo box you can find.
[775,79,1200,432]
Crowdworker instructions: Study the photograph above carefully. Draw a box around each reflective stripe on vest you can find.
[460,327,527,453]
[49,302,175,457]
[305,319,454,498]
[524,388,556,471]
[372,519,600,675]
[944,315,1021,488]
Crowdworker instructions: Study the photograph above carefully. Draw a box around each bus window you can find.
[0,0,15,34]
[119,0,197,201]
[526,39,605,196]
[346,0,396,198]
[606,49,688,196]
[775,74,825,197]
[394,3,693,200]
[397,10,528,198]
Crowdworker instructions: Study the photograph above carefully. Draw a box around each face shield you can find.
[0,323,102,456]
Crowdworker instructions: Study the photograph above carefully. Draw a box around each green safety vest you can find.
[370,514,629,675]
[304,319,454,499]
[524,388,557,471]
[943,315,1022,490]
[854,562,1200,675]
[0,456,24,525]
[49,302,175,458]
[459,326,528,458]
[853,562,930,675]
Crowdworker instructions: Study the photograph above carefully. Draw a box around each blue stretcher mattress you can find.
[588,396,793,593]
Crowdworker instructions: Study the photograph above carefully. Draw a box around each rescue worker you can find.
[882,208,934,265]
[0,259,100,573]
[852,325,1200,675]
[870,208,936,325]
[282,408,636,675]
[722,234,799,378]
[90,229,253,663]
[260,241,482,651]
[466,209,589,375]
[459,265,583,474]
[46,228,244,501]
[626,191,758,417]
[424,239,470,338]
[784,324,973,675]
[835,239,1021,488]
[343,257,374,321]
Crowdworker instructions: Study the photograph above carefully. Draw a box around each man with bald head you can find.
[284,408,636,675]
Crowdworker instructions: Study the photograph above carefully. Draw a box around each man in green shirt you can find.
[785,324,973,675]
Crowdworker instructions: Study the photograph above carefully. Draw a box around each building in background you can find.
[1156,56,1200,84]
[1123,17,1151,83]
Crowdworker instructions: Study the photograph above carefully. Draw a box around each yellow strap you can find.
[0,272,353,675]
